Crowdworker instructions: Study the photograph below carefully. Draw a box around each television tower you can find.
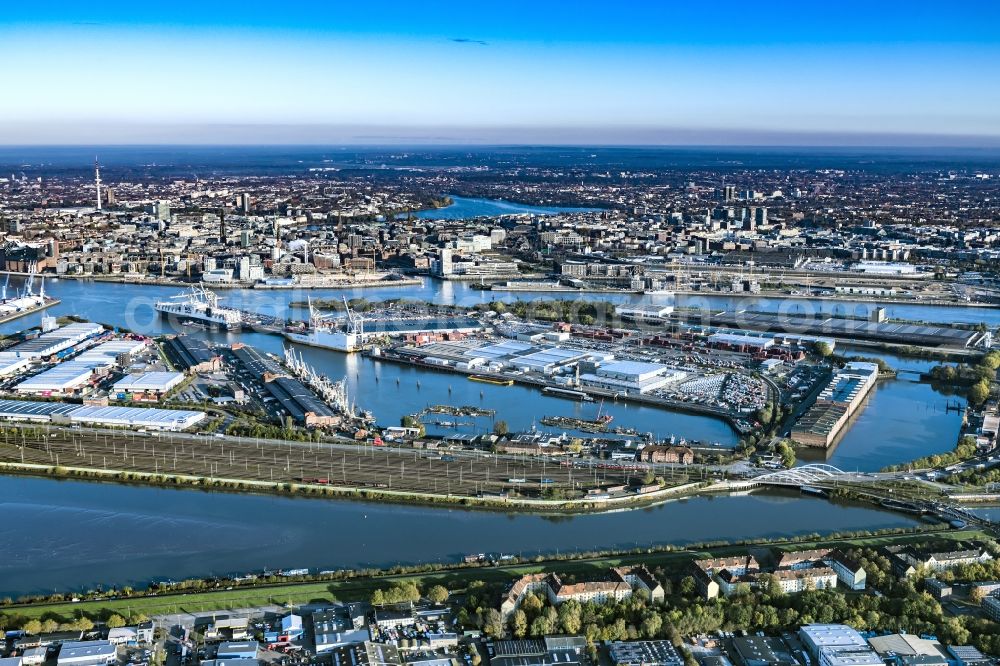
[94,158,102,211]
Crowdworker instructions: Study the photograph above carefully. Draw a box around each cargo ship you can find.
[154,284,243,330]
[284,296,365,353]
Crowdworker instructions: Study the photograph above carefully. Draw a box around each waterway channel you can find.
[0,475,923,597]
[0,278,973,468]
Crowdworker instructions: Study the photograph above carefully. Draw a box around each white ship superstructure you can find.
[154,284,242,330]
[0,269,48,317]
[284,296,366,352]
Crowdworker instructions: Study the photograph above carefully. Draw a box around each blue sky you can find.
[3,1,1000,145]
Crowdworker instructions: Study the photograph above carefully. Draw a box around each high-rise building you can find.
[220,209,227,244]
[436,248,454,276]
[723,184,736,202]
[145,200,171,221]
[94,159,102,210]
[755,206,768,227]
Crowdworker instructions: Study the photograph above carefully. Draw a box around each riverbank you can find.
[2,522,968,619]
[0,459,708,514]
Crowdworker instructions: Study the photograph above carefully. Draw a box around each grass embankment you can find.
[6,527,983,623]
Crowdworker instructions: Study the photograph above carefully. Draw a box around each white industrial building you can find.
[799,625,883,666]
[708,331,776,351]
[580,360,686,395]
[57,641,117,666]
[15,361,99,395]
[617,304,674,321]
[112,371,185,395]
[0,399,205,431]
[0,322,103,360]
[506,347,591,374]
[0,356,34,377]
[216,642,260,660]
[74,339,148,368]
[851,261,919,276]
[15,338,149,395]
[69,406,205,430]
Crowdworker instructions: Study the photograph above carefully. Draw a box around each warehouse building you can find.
[112,371,185,400]
[15,361,97,395]
[0,399,204,431]
[703,312,984,349]
[0,399,80,422]
[14,337,149,396]
[69,405,205,430]
[0,322,103,362]
[617,304,674,322]
[232,345,338,427]
[580,360,686,395]
[164,334,223,373]
[73,339,148,369]
[215,642,260,660]
[799,625,882,666]
[792,362,878,448]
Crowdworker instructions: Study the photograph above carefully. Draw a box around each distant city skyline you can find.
[3,1,1000,145]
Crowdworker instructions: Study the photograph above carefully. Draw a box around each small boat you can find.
[468,374,513,386]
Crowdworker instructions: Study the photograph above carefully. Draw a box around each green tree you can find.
[558,600,582,635]
[969,380,990,405]
[22,619,42,635]
[482,609,504,638]
[641,613,663,638]
[494,420,509,436]
[483,608,503,638]
[106,614,126,629]
[776,440,796,468]
[427,585,449,604]
[813,341,833,357]
[511,609,528,638]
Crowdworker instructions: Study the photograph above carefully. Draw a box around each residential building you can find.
[823,550,867,591]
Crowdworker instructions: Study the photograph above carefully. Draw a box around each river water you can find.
[0,277,984,595]
[407,195,602,220]
[0,475,922,596]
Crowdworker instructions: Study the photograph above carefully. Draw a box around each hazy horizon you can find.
[3,124,1000,148]
[4,1,999,145]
